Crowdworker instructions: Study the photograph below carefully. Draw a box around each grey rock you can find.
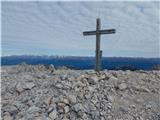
[91,97,98,105]
[3,105,18,115]
[3,112,13,120]
[72,103,84,112]
[67,94,77,104]
[49,109,57,120]
[48,64,55,71]
[82,113,89,120]
[44,96,53,106]
[64,106,70,113]
[18,117,26,120]
[118,83,127,90]
[60,74,67,80]
[88,75,99,85]
[63,98,69,104]
[56,83,63,89]
[24,81,35,89]
[99,74,106,80]
[91,110,100,120]
[107,94,114,102]
[57,102,65,113]
[108,76,118,81]
[27,106,41,114]
[133,86,150,93]
[89,103,97,111]
[16,82,24,92]
[84,93,91,99]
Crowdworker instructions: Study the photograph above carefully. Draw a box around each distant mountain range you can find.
[1,55,160,70]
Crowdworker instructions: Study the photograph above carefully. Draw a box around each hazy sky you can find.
[2,1,160,57]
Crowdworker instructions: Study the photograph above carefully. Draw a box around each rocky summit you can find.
[1,64,160,120]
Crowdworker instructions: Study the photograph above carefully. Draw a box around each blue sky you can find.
[1,1,160,57]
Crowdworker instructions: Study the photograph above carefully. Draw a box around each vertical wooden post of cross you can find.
[96,18,101,72]
[83,18,116,72]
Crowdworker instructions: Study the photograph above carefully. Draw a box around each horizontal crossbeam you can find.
[83,29,116,36]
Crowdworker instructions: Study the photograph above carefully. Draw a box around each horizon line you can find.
[1,54,160,59]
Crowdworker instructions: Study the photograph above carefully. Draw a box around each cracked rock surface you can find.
[1,64,160,120]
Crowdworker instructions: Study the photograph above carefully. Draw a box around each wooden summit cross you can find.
[83,18,116,72]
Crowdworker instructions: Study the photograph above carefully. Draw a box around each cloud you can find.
[1,1,160,57]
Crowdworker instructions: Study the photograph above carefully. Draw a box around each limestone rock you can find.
[57,102,65,113]
[1,65,160,120]
[16,82,24,93]
[118,83,127,90]
[56,83,63,89]
[67,94,77,104]
[64,106,70,113]
[72,103,84,112]
[48,64,55,72]
[25,82,35,89]
[88,75,99,85]
[44,96,53,106]
[27,106,40,114]
[3,112,13,120]
[3,105,18,115]
[63,98,69,105]
[133,86,150,93]
[49,110,57,120]
[107,94,114,102]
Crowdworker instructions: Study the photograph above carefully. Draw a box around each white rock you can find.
[56,83,63,89]
[88,86,95,92]
[3,112,13,120]
[72,103,84,112]
[60,74,67,80]
[3,116,13,120]
[18,117,25,120]
[27,106,40,114]
[44,96,53,106]
[64,106,70,113]
[88,76,99,85]
[57,102,65,113]
[99,74,106,80]
[91,97,98,105]
[63,98,69,104]
[133,86,150,93]
[25,82,35,89]
[107,95,114,102]
[89,103,97,111]
[108,76,118,86]
[84,93,91,99]
[49,64,55,72]
[4,106,18,115]
[68,94,77,104]
[82,114,89,120]
[34,116,47,120]
[108,76,118,81]
[118,83,127,90]
[49,110,57,120]
[16,82,24,92]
